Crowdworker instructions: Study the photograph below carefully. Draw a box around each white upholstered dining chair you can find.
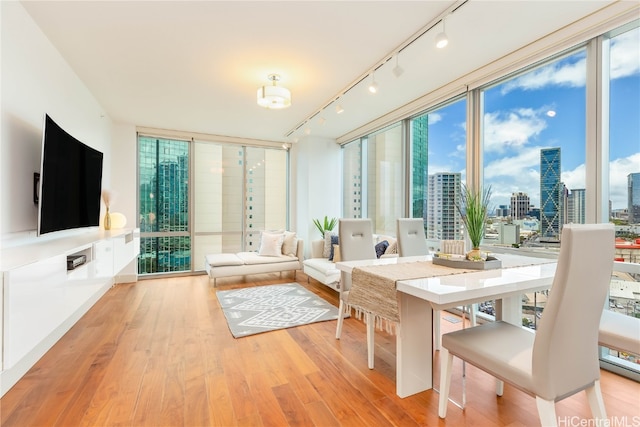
[438,223,615,426]
[336,218,378,368]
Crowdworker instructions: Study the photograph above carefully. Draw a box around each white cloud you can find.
[484,146,543,207]
[428,112,443,125]
[610,27,640,79]
[483,108,547,153]
[500,57,586,94]
[610,153,640,209]
[498,27,638,94]
[561,163,586,192]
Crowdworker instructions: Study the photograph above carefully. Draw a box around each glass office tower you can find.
[629,173,640,224]
[540,147,562,241]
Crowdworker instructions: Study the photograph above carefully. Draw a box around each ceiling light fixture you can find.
[257,74,291,109]
[304,127,311,135]
[435,17,449,49]
[368,72,378,94]
[335,104,344,114]
[318,116,326,125]
[393,54,404,78]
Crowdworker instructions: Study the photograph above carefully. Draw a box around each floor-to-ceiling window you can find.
[138,135,288,275]
[481,48,587,252]
[366,123,403,235]
[604,23,640,372]
[410,98,467,248]
[138,136,191,274]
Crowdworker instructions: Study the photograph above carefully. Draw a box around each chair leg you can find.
[434,310,441,350]
[585,380,607,421]
[336,299,345,339]
[438,349,454,418]
[366,312,374,369]
[535,396,558,427]
[469,304,477,327]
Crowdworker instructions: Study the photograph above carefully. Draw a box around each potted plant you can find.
[457,184,492,261]
[313,216,337,238]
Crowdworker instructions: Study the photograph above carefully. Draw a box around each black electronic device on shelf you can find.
[66,254,87,270]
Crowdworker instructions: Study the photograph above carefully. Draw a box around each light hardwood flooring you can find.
[1,272,638,426]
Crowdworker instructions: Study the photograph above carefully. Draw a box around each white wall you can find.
[293,136,342,257]
[1,2,112,237]
[110,123,137,228]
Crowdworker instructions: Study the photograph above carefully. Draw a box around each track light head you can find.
[335,104,344,114]
[368,72,378,93]
[393,55,404,78]
[435,17,448,49]
[435,31,448,48]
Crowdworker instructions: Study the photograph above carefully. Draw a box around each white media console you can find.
[0,228,140,396]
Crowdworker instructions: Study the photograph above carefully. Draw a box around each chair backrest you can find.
[532,223,615,400]
[338,219,376,261]
[396,218,428,257]
[441,240,465,255]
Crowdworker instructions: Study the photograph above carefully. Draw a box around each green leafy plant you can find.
[457,184,492,250]
[313,216,337,237]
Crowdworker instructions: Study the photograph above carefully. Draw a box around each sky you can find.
[426,26,640,211]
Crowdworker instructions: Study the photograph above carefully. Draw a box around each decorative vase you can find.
[104,207,112,230]
[466,248,483,261]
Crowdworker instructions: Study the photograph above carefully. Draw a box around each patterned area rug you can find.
[216,283,339,338]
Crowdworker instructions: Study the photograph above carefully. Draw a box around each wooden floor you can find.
[1,272,638,427]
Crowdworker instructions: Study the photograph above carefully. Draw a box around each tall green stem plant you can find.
[457,184,492,250]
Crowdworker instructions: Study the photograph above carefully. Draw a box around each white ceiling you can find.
[22,0,619,143]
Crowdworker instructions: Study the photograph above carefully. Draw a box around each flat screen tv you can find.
[37,114,104,236]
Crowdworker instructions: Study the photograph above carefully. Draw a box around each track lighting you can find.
[435,17,448,49]
[368,72,378,93]
[392,54,404,78]
[335,104,344,114]
[318,116,326,125]
[304,127,311,135]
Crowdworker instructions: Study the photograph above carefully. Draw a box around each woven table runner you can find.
[347,261,476,334]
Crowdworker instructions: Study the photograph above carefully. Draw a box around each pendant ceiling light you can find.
[257,74,291,109]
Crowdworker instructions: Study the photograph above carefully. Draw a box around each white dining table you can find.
[335,253,557,398]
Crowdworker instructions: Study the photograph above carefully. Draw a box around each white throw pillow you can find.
[258,231,285,257]
[281,231,298,256]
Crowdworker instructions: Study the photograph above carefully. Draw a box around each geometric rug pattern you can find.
[216,282,339,338]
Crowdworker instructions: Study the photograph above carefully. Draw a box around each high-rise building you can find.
[343,141,362,219]
[567,188,586,224]
[495,205,510,218]
[427,172,461,240]
[510,192,530,219]
[412,115,429,221]
[629,173,640,224]
[540,147,562,241]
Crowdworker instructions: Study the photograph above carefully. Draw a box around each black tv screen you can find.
[38,114,104,236]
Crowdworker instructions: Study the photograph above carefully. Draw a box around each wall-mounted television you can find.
[37,114,104,236]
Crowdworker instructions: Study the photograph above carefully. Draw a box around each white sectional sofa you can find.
[303,233,398,292]
[303,239,342,291]
[205,233,303,286]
